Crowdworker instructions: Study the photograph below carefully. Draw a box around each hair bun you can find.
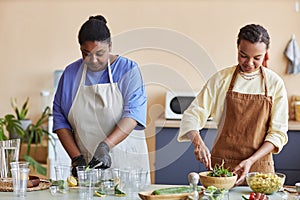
[89,15,107,24]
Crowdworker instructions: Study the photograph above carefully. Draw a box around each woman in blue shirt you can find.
[53,15,149,176]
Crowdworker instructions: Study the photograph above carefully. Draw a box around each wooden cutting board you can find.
[138,191,189,200]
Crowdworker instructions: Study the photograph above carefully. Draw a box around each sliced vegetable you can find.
[152,186,192,195]
[114,184,126,196]
[94,191,106,197]
[95,187,106,196]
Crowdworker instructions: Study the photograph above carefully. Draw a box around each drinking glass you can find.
[99,168,120,196]
[0,139,20,180]
[135,169,150,191]
[77,167,97,200]
[54,165,71,193]
[10,161,30,195]
[10,161,29,169]
[11,167,30,197]
[118,168,150,199]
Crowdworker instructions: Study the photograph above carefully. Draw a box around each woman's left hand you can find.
[88,141,111,169]
[233,159,253,185]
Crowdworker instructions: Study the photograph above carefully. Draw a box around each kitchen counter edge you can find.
[155,118,300,131]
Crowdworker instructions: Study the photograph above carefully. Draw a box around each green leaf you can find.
[10,97,29,120]
[23,155,47,176]
[0,128,8,140]
[4,114,25,138]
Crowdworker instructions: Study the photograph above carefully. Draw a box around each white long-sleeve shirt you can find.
[178,66,288,153]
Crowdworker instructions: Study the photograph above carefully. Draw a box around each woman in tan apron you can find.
[178,24,288,185]
[211,65,274,185]
[53,15,150,178]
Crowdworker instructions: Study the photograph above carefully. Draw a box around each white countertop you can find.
[0,185,296,200]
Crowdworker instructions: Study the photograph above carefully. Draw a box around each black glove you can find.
[88,141,111,169]
[71,154,86,177]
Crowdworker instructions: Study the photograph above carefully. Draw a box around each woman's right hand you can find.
[188,130,212,170]
[194,142,212,170]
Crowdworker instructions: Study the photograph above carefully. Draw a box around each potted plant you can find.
[22,106,55,176]
[10,97,32,139]
[0,114,25,140]
[1,98,55,177]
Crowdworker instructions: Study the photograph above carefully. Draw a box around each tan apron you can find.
[68,60,150,172]
[211,66,274,176]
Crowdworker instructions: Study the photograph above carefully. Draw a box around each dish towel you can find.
[285,36,300,75]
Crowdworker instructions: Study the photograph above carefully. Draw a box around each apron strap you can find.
[260,66,268,97]
[81,65,88,86]
[107,57,118,94]
[107,57,114,84]
[228,65,239,92]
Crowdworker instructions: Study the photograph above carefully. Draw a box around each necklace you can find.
[239,69,261,80]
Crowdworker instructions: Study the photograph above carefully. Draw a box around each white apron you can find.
[68,61,150,173]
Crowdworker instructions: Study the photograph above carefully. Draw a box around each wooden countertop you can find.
[155,118,217,129]
[155,118,300,131]
[287,120,300,130]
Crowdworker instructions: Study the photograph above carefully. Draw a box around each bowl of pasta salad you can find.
[246,172,285,194]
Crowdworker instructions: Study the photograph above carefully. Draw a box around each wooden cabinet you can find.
[155,121,300,185]
[19,142,48,164]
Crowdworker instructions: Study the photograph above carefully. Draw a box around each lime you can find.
[94,191,106,197]
[115,193,126,197]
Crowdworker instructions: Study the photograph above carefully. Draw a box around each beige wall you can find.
[1,0,300,181]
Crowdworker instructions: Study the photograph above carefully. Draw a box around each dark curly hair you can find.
[237,24,270,49]
[78,15,111,45]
